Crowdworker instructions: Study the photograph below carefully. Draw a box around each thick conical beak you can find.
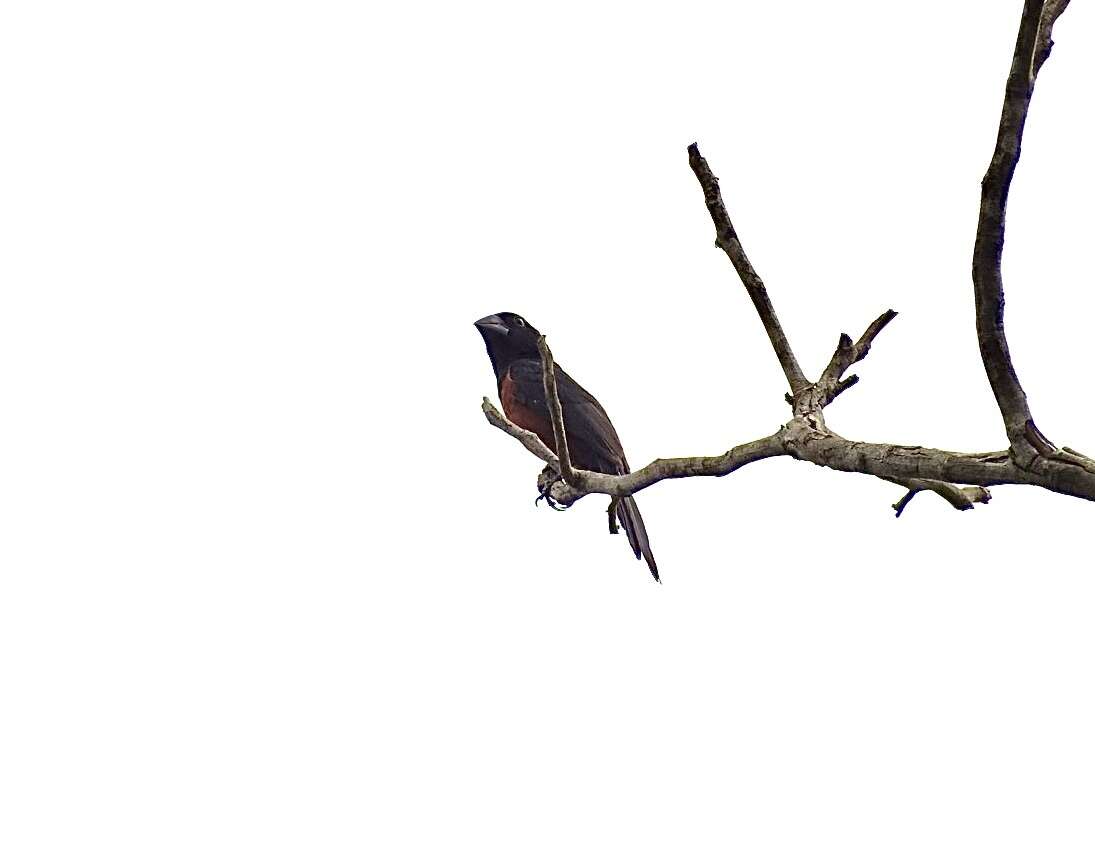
[474,314,509,336]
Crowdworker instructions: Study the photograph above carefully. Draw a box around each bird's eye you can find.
[514,316,526,327]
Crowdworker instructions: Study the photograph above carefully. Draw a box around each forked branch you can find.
[481,1,1095,524]
[815,309,898,407]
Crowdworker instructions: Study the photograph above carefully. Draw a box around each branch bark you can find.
[536,334,577,487]
[973,0,1071,465]
[687,143,810,395]
[479,2,1095,558]
[891,480,992,518]
[816,309,899,407]
[482,395,785,504]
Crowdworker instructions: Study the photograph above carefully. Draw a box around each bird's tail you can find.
[615,495,659,582]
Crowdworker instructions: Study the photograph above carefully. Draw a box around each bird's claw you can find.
[535,490,569,510]
[535,466,569,510]
[535,492,567,510]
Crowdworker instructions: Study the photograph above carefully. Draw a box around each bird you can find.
[475,312,659,581]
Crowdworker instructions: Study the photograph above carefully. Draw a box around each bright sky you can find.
[3,1,1095,864]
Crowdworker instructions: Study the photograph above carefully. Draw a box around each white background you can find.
[2,1,1094,864]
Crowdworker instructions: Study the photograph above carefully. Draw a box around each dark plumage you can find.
[475,312,659,581]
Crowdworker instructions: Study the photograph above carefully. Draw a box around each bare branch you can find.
[483,400,786,504]
[485,392,1095,507]
[536,335,577,487]
[891,490,918,518]
[573,433,788,499]
[817,309,898,405]
[889,478,992,518]
[821,333,855,385]
[477,3,1095,578]
[782,420,1025,489]
[533,434,787,505]
[973,0,1071,463]
[829,376,859,404]
[687,143,811,394]
[1059,447,1095,473]
[1034,0,1071,77]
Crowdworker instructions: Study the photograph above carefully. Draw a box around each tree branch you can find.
[536,335,577,487]
[973,0,1071,464]
[816,309,899,406]
[688,142,811,395]
[894,482,992,517]
[1034,0,1071,78]
[477,3,1095,574]
[888,478,992,518]
[482,395,785,504]
[483,393,1095,508]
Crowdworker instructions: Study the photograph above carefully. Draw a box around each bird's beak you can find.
[474,314,509,336]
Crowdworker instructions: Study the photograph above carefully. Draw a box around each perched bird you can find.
[475,312,659,581]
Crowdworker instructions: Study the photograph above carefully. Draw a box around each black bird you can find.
[475,312,659,581]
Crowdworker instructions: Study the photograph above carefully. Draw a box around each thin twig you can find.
[888,478,992,518]
[536,335,577,487]
[687,143,811,394]
[483,394,786,503]
[817,309,898,404]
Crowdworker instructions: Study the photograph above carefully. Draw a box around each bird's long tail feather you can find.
[615,495,659,582]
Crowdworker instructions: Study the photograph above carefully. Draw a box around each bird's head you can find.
[474,312,542,378]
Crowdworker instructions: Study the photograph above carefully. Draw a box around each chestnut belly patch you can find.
[500,370,557,453]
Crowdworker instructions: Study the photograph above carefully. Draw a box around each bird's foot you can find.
[535,465,569,511]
